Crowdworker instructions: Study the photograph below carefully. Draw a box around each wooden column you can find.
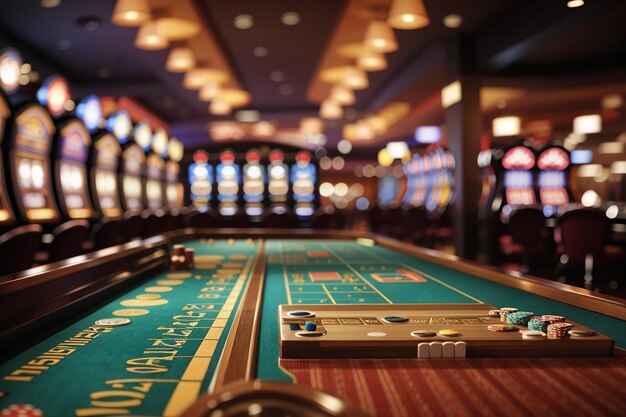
[444,37,482,260]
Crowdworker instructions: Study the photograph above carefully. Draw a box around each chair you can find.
[311,211,335,229]
[187,210,219,228]
[262,210,296,228]
[92,218,124,250]
[499,206,547,273]
[47,220,90,263]
[0,224,43,277]
[558,207,624,287]
[122,213,143,241]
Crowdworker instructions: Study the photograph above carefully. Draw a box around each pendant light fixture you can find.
[387,0,430,30]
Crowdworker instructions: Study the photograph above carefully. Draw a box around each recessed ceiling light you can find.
[41,0,60,8]
[270,70,285,82]
[253,46,269,57]
[77,16,101,31]
[279,84,293,96]
[58,39,73,50]
[20,63,31,74]
[234,14,254,29]
[236,110,261,123]
[443,14,462,28]
[96,67,111,79]
[29,71,40,82]
[281,12,300,26]
[567,0,584,8]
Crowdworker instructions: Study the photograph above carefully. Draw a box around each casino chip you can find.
[569,329,595,337]
[438,329,461,337]
[1,404,44,417]
[410,330,436,337]
[95,318,131,327]
[487,324,517,332]
[521,330,546,340]
[382,315,409,323]
[304,321,317,331]
[285,310,315,318]
[488,309,501,316]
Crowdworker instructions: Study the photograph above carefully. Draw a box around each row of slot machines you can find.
[0,48,184,233]
[188,148,318,218]
[399,148,455,214]
[478,140,572,218]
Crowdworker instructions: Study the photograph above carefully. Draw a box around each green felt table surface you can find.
[0,239,258,417]
[257,239,626,381]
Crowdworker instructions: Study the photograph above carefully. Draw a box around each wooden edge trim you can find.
[375,236,626,321]
[211,240,267,389]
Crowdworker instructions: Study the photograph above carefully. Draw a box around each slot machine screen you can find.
[504,170,535,205]
[121,145,145,212]
[145,154,164,210]
[123,176,143,211]
[92,133,122,218]
[538,171,568,206]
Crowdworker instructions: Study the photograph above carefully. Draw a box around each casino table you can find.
[1,230,625,417]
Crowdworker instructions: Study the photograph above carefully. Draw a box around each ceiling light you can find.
[79,16,101,31]
[492,116,521,137]
[365,116,387,134]
[443,14,463,28]
[602,94,622,109]
[567,0,584,8]
[253,46,269,57]
[41,0,61,8]
[300,117,323,134]
[355,121,374,140]
[198,82,221,102]
[0,48,23,93]
[279,84,293,96]
[236,110,261,123]
[330,85,355,105]
[342,66,368,90]
[386,141,409,159]
[415,126,441,144]
[234,14,254,29]
[210,98,232,116]
[357,50,388,71]
[387,0,429,30]
[577,164,603,178]
[573,114,601,134]
[610,161,626,174]
[270,70,285,82]
[252,121,276,137]
[441,80,461,108]
[165,47,195,72]
[111,0,151,27]
[155,17,200,41]
[183,68,229,89]
[135,21,168,50]
[220,89,251,107]
[598,142,623,154]
[320,99,342,119]
[337,139,352,154]
[281,12,301,26]
[363,21,398,53]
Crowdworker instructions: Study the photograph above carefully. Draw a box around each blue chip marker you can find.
[287,310,315,318]
[305,321,317,331]
[383,315,409,323]
[290,324,301,331]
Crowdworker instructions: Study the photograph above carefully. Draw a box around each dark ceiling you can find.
[0,0,625,150]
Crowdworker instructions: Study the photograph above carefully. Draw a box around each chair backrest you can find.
[92,218,124,250]
[122,213,143,240]
[559,208,611,264]
[228,209,252,228]
[187,211,218,228]
[48,220,90,262]
[311,212,334,229]
[262,211,296,229]
[506,207,545,245]
[0,224,43,277]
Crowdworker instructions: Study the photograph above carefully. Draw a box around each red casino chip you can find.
[487,324,517,332]
[1,404,44,416]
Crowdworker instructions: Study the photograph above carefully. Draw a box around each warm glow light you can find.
[443,14,462,28]
[183,68,229,90]
[300,117,323,134]
[135,21,168,50]
[415,125,441,144]
[198,82,221,102]
[387,0,430,30]
[357,50,388,72]
[355,121,374,140]
[342,66,368,90]
[567,0,584,8]
[610,161,626,174]
[155,17,199,41]
[573,114,601,134]
[209,98,232,115]
[251,121,276,137]
[386,141,409,159]
[601,94,622,109]
[111,0,151,27]
[320,99,342,119]
[220,88,251,107]
[365,116,387,134]
[0,48,23,93]
[581,190,600,207]
[599,142,624,154]
[165,47,195,72]
[330,84,355,105]
[337,139,352,154]
[492,116,521,137]
[378,148,393,167]
[577,164,603,178]
[363,21,398,53]
[441,80,462,108]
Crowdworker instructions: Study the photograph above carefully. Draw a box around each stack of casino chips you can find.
[547,322,574,339]
[506,311,534,326]
[527,316,550,332]
[499,307,518,322]
[170,245,195,270]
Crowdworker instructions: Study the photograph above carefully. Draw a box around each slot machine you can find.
[165,138,184,211]
[477,149,496,215]
[144,127,168,211]
[267,149,289,209]
[436,148,455,211]
[378,172,400,207]
[411,154,427,208]
[536,143,572,217]
[242,148,266,217]
[80,96,123,219]
[5,80,61,225]
[290,150,316,217]
[0,52,18,229]
[491,141,537,212]
[424,152,441,213]
[402,155,416,207]
[216,149,240,216]
[188,150,213,212]
[110,111,143,214]
[45,78,95,221]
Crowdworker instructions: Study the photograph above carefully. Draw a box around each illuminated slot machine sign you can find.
[267,149,289,205]
[165,138,184,210]
[188,150,213,211]
[243,149,266,217]
[401,156,416,206]
[501,145,536,206]
[91,133,122,218]
[109,111,143,214]
[411,155,426,207]
[291,151,316,217]
[0,48,21,226]
[378,171,399,207]
[425,152,442,213]
[144,128,168,210]
[536,145,571,216]
[477,150,496,210]
[216,149,241,216]
[54,119,94,219]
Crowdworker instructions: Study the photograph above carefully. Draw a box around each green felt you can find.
[0,239,257,417]
[257,239,626,381]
